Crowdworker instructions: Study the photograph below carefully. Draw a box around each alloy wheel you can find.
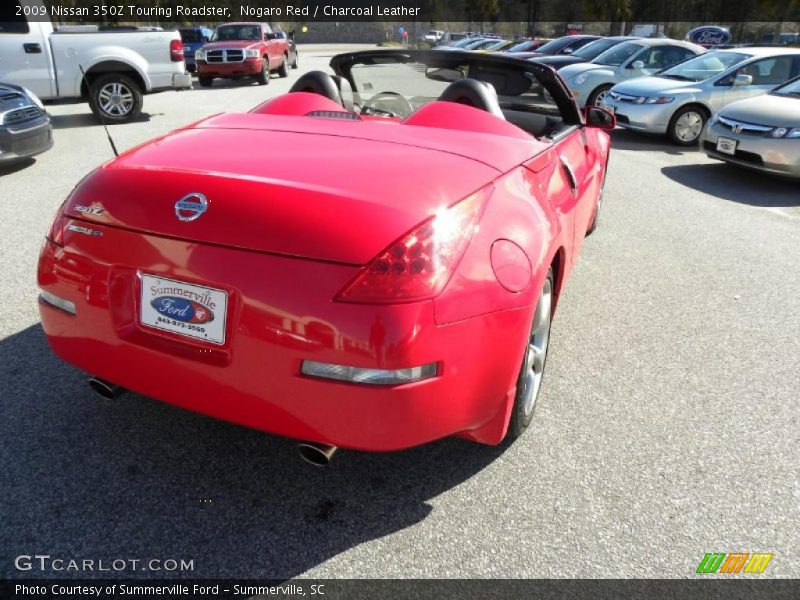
[521,277,553,416]
[98,82,134,117]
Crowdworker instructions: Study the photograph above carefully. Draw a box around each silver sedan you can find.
[701,75,800,178]
[603,47,800,145]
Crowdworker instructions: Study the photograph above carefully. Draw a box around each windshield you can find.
[508,40,539,53]
[464,39,494,50]
[572,38,625,60]
[592,41,644,66]
[532,37,570,54]
[180,29,203,43]
[659,51,748,81]
[212,25,262,42]
[486,40,511,51]
[773,76,800,96]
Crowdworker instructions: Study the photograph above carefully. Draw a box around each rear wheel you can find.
[89,74,142,123]
[587,84,612,107]
[256,59,270,85]
[291,48,299,69]
[278,54,290,78]
[198,76,213,88]
[506,269,554,440]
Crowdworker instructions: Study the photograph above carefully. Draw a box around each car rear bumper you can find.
[37,225,528,451]
[0,118,53,162]
[701,122,800,178]
[196,58,263,78]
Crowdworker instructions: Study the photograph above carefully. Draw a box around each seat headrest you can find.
[438,79,505,120]
[289,70,353,112]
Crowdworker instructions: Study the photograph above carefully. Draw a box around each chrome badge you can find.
[731,124,743,134]
[175,193,208,222]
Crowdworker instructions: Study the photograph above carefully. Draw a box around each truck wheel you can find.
[89,74,142,124]
[198,76,213,88]
[278,54,290,78]
[256,59,270,85]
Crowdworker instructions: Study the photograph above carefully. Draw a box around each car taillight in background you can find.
[336,186,491,303]
[170,39,185,62]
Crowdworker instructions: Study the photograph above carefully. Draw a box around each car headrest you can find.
[289,71,353,112]
[438,79,505,120]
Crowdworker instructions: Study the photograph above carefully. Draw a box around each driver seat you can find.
[289,71,354,112]
[438,79,505,120]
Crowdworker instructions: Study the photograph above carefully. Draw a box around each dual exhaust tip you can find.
[88,376,338,466]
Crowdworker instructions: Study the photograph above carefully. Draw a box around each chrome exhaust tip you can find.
[88,377,124,400]
[297,442,337,467]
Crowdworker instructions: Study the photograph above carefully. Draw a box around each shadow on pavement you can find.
[51,112,152,130]
[0,324,506,579]
[661,162,799,207]
[0,157,35,177]
[610,128,694,156]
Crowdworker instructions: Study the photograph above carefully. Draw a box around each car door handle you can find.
[560,158,578,196]
[24,43,42,54]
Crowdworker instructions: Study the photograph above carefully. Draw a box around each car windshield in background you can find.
[507,40,543,53]
[772,76,800,96]
[450,37,479,48]
[212,25,261,42]
[179,29,203,43]
[572,38,625,60]
[659,51,749,81]
[531,37,570,54]
[348,57,559,122]
[592,41,644,66]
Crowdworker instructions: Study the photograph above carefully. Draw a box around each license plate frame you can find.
[139,274,228,345]
[716,137,737,155]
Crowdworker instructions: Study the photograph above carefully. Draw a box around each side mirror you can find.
[562,47,574,54]
[583,106,616,131]
[629,60,645,70]
[733,73,753,86]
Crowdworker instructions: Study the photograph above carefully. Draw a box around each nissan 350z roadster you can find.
[37,50,613,464]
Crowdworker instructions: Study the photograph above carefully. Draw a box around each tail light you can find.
[336,186,491,303]
[170,39,184,62]
[46,204,68,247]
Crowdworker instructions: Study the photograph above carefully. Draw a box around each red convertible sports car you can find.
[37,50,613,465]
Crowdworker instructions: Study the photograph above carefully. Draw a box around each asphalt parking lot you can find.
[1,44,798,579]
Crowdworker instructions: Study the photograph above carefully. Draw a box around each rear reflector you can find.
[301,360,437,386]
[39,291,76,315]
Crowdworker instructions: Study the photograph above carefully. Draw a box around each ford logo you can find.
[151,296,214,323]
[175,193,208,222]
[687,26,731,46]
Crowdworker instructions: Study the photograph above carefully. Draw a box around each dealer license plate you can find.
[716,137,737,155]
[140,274,228,345]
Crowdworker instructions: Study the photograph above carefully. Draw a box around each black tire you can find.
[667,105,707,146]
[506,269,554,441]
[586,84,613,107]
[198,76,213,88]
[256,58,270,85]
[88,73,143,124]
[586,153,609,236]
[278,54,290,78]
[291,48,299,69]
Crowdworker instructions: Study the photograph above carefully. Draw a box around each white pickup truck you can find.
[0,0,192,123]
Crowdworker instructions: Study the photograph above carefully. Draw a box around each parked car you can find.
[560,39,705,107]
[423,30,445,44]
[505,39,550,53]
[604,47,800,144]
[524,35,602,57]
[478,39,516,53]
[180,27,214,73]
[0,82,52,164]
[195,22,292,87]
[435,36,484,50]
[531,36,640,70]
[273,31,299,70]
[700,74,800,177]
[462,38,503,51]
[439,32,471,46]
[0,0,192,123]
[37,49,613,464]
